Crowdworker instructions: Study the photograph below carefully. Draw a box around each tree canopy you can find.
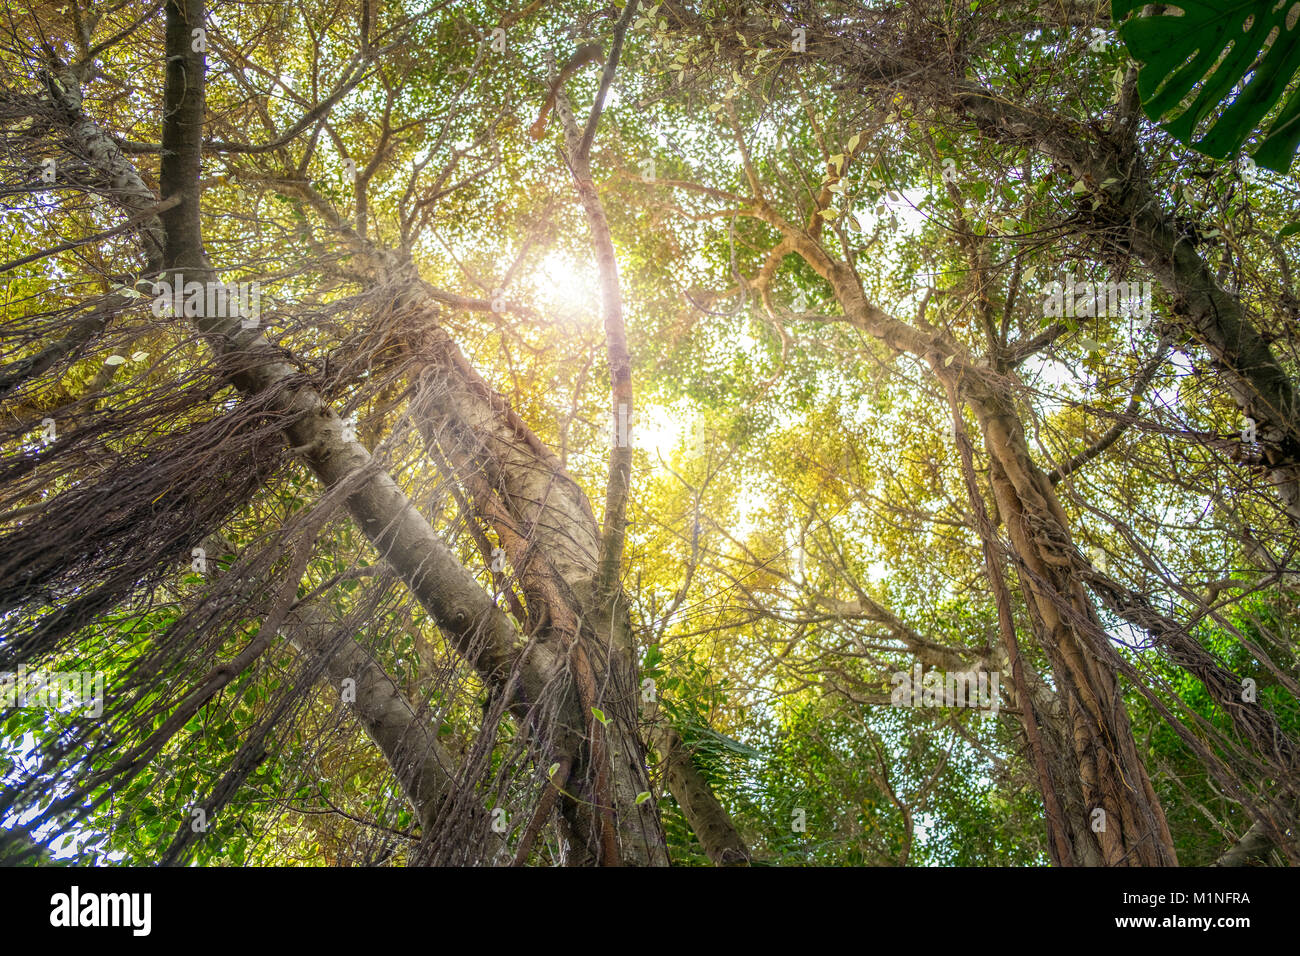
[1,0,1299,868]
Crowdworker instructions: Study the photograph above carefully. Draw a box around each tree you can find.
[1,0,1297,867]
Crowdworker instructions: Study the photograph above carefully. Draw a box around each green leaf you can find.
[591,707,609,725]
[692,725,762,760]
[635,791,652,804]
[1112,0,1300,172]
[1279,222,1300,240]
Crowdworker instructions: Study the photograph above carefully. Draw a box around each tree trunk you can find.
[966,384,1177,865]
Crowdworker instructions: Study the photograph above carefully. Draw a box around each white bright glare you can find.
[533,251,599,320]
[634,403,689,460]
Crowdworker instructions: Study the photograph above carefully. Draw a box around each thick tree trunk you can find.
[45,1,684,864]
[967,386,1177,865]
[952,89,1300,525]
[736,181,1177,863]
[744,193,1178,862]
[279,600,457,835]
[654,727,751,865]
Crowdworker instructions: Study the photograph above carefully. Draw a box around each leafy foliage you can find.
[1113,0,1300,170]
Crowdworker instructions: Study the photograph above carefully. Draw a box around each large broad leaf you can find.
[1112,1,1300,172]
[692,724,763,760]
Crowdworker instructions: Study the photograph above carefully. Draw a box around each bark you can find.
[1214,821,1277,867]
[279,195,666,865]
[158,0,206,273]
[965,383,1176,864]
[50,0,555,857]
[804,25,1300,524]
[736,181,1177,863]
[45,5,678,865]
[548,43,660,862]
[653,726,751,865]
[279,599,457,834]
[949,393,1075,865]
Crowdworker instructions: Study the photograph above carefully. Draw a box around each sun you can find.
[533,250,599,319]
